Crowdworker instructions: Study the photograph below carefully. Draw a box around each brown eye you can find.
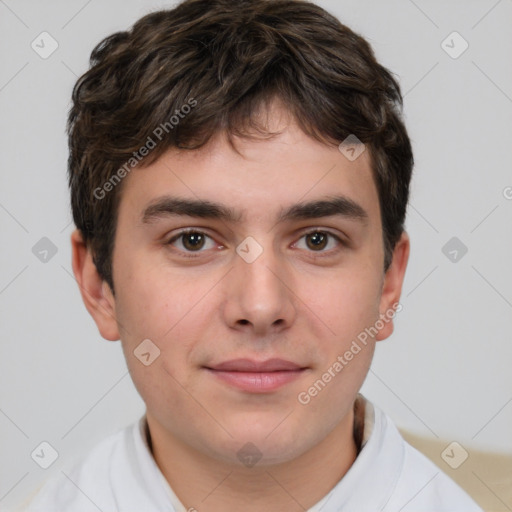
[294,230,343,255]
[305,231,329,251]
[167,230,216,253]
[181,232,206,251]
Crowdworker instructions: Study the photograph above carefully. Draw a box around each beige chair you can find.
[399,430,512,512]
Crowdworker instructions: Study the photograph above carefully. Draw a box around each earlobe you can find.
[70,229,120,341]
[375,231,410,341]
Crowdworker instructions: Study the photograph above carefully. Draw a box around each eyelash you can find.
[165,228,346,259]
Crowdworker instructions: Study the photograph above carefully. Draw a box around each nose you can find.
[222,239,297,337]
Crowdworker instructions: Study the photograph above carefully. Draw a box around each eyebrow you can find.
[141,195,368,225]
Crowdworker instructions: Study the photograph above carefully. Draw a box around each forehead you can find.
[116,116,380,230]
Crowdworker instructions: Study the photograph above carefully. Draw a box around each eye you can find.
[294,230,344,254]
[167,229,218,253]
[166,228,345,257]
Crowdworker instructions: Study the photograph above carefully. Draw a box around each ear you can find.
[375,231,410,341]
[70,229,120,341]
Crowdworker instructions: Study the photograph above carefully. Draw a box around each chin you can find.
[203,418,316,468]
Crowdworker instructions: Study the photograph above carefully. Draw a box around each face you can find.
[74,107,409,467]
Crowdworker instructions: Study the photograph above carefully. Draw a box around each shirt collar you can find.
[308,395,404,512]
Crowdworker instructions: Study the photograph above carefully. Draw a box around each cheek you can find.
[296,271,380,416]
[300,265,382,344]
[115,276,203,415]
[114,258,201,340]
[114,262,214,379]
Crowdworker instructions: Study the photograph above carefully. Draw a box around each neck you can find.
[146,401,363,512]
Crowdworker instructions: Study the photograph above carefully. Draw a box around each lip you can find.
[205,358,308,393]
[208,358,303,372]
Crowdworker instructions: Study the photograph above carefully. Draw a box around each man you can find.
[20,0,482,510]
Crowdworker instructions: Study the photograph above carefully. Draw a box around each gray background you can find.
[1,0,511,510]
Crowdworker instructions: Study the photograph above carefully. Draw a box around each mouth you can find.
[203,358,309,393]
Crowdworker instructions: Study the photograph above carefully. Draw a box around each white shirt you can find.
[17,397,483,512]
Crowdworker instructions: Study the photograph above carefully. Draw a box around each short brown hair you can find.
[68,0,413,292]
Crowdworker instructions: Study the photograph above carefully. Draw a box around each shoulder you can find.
[18,422,135,512]
[376,408,483,512]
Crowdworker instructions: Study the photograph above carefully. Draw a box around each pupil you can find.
[308,232,327,250]
[184,233,204,250]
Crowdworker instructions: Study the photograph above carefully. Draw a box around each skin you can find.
[71,105,409,512]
